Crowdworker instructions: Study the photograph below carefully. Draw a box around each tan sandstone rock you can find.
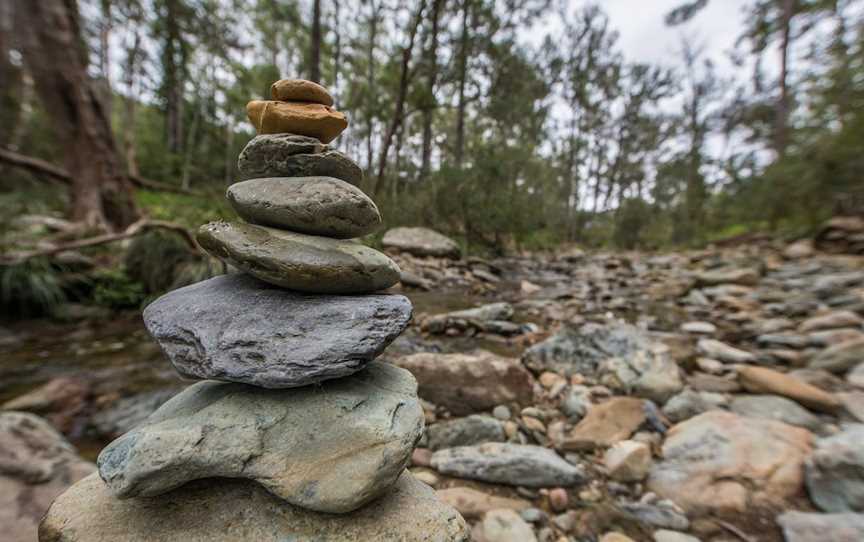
[246,100,347,143]
[270,78,334,106]
[736,365,842,413]
[558,397,645,451]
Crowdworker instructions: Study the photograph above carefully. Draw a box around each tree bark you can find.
[365,1,381,173]
[775,0,793,157]
[420,0,445,181]
[0,0,23,151]
[162,0,186,155]
[454,0,470,168]
[309,0,322,83]
[373,0,427,195]
[14,0,140,231]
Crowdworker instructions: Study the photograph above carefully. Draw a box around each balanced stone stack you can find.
[40,79,468,542]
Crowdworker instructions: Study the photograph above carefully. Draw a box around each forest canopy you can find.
[1,0,863,254]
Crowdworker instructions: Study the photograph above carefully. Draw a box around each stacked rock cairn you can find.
[39,79,469,541]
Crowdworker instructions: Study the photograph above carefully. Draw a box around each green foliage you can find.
[135,190,235,230]
[0,259,67,319]
[91,268,147,310]
[125,231,195,294]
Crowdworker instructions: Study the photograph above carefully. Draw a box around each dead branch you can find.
[1,218,200,265]
[0,147,201,195]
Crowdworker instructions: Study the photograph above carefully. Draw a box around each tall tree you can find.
[13,0,139,230]
[419,0,446,181]
[309,0,322,82]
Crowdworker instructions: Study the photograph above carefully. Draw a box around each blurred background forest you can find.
[1,0,863,316]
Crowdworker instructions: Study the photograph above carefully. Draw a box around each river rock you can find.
[810,338,864,373]
[227,177,381,238]
[805,424,864,512]
[270,78,334,105]
[437,487,531,519]
[143,274,411,388]
[1,377,91,435]
[696,338,756,363]
[96,362,422,513]
[238,135,362,185]
[246,100,347,143]
[90,388,179,439]
[736,365,842,413]
[1,412,95,542]
[197,221,400,293]
[392,351,535,415]
[39,472,469,542]
[662,389,728,423]
[694,267,760,286]
[431,443,585,487]
[799,310,864,332]
[777,510,864,542]
[382,227,461,258]
[729,394,821,431]
[647,411,812,514]
[604,440,652,481]
[478,509,537,542]
[427,415,506,451]
[557,397,645,451]
[523,323,683,402]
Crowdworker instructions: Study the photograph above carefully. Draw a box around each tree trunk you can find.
[332,0,342,102]
[98,0,112,110]
[420,0,445,181]
[15,0,139,231]
[454,0,470,168]
[163,0,185,155]
[374,0,427,195]
[0,0,23,152]
[775,0,793,157]
[365,1,381,173]
[122,29,142,178]
[309,0,322,83]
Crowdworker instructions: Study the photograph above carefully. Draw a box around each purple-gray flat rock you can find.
[143,274,412,388]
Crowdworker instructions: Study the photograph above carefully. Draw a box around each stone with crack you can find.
[143,274,412,388]
[97,362,424,513]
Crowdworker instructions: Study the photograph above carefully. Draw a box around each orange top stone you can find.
[270,79,334,106]
[246,100,347,143]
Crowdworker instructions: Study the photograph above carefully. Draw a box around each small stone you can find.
[392,351,535,415]
[426,415,506,451]
[662,389,728,423]
[604,440,652,482]
[382,227,461,259]
[558,397,645,451]
[696,339,756,363]
[810,338,864,373]
[653,530,700,542]
[729,394,821,431]
[600,534,636,542]
[548,487,569,512]
[411,469,439,486]
[40,472,470,542]
[520,507,546,523]
[227,177,380,238]
[270,78,334,105]
[143,274,411,388]
[522,416,546,433]
[493,405,512,420]
[799,310,864,332]
[681,321,716,335]
[694,267,759,286]
[620,502,689,530]
[777,510,864,542]
[736,365,842,413]
[198,221,400,294]
[411,448,433,468]
[246,100,347,143]
[430,443,585,488]
[805,424,864,512]
[560,385,592,421]
[436,487,531,519]
[97,363,423,513]
[481,509,538,542]
[551,511,578,532]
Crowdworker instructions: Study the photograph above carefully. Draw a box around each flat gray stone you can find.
[238,134,363,186]
[777,510,864,542]
[97,362,422,513]
[198,221,400,294]
[143,274,412,388]
[430,443,585,488]
[426,415,506,451]
[40,472,469,542]
[806,424,864,512]
[382,227,461,258]
[730,394,821,431]
[227,177,380,238]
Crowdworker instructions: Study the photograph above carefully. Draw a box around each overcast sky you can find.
[568,0,752,73]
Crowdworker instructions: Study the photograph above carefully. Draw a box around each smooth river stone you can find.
[246,100,347,143]
[238,134,363,186]
[143,274,412,388]
[39,472,470,542]
[270,78,334,106]
[97,362,423,513]
[197,221,400,293]
[227,177,381,238]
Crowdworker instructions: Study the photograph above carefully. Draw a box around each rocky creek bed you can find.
[3,239,864,541]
